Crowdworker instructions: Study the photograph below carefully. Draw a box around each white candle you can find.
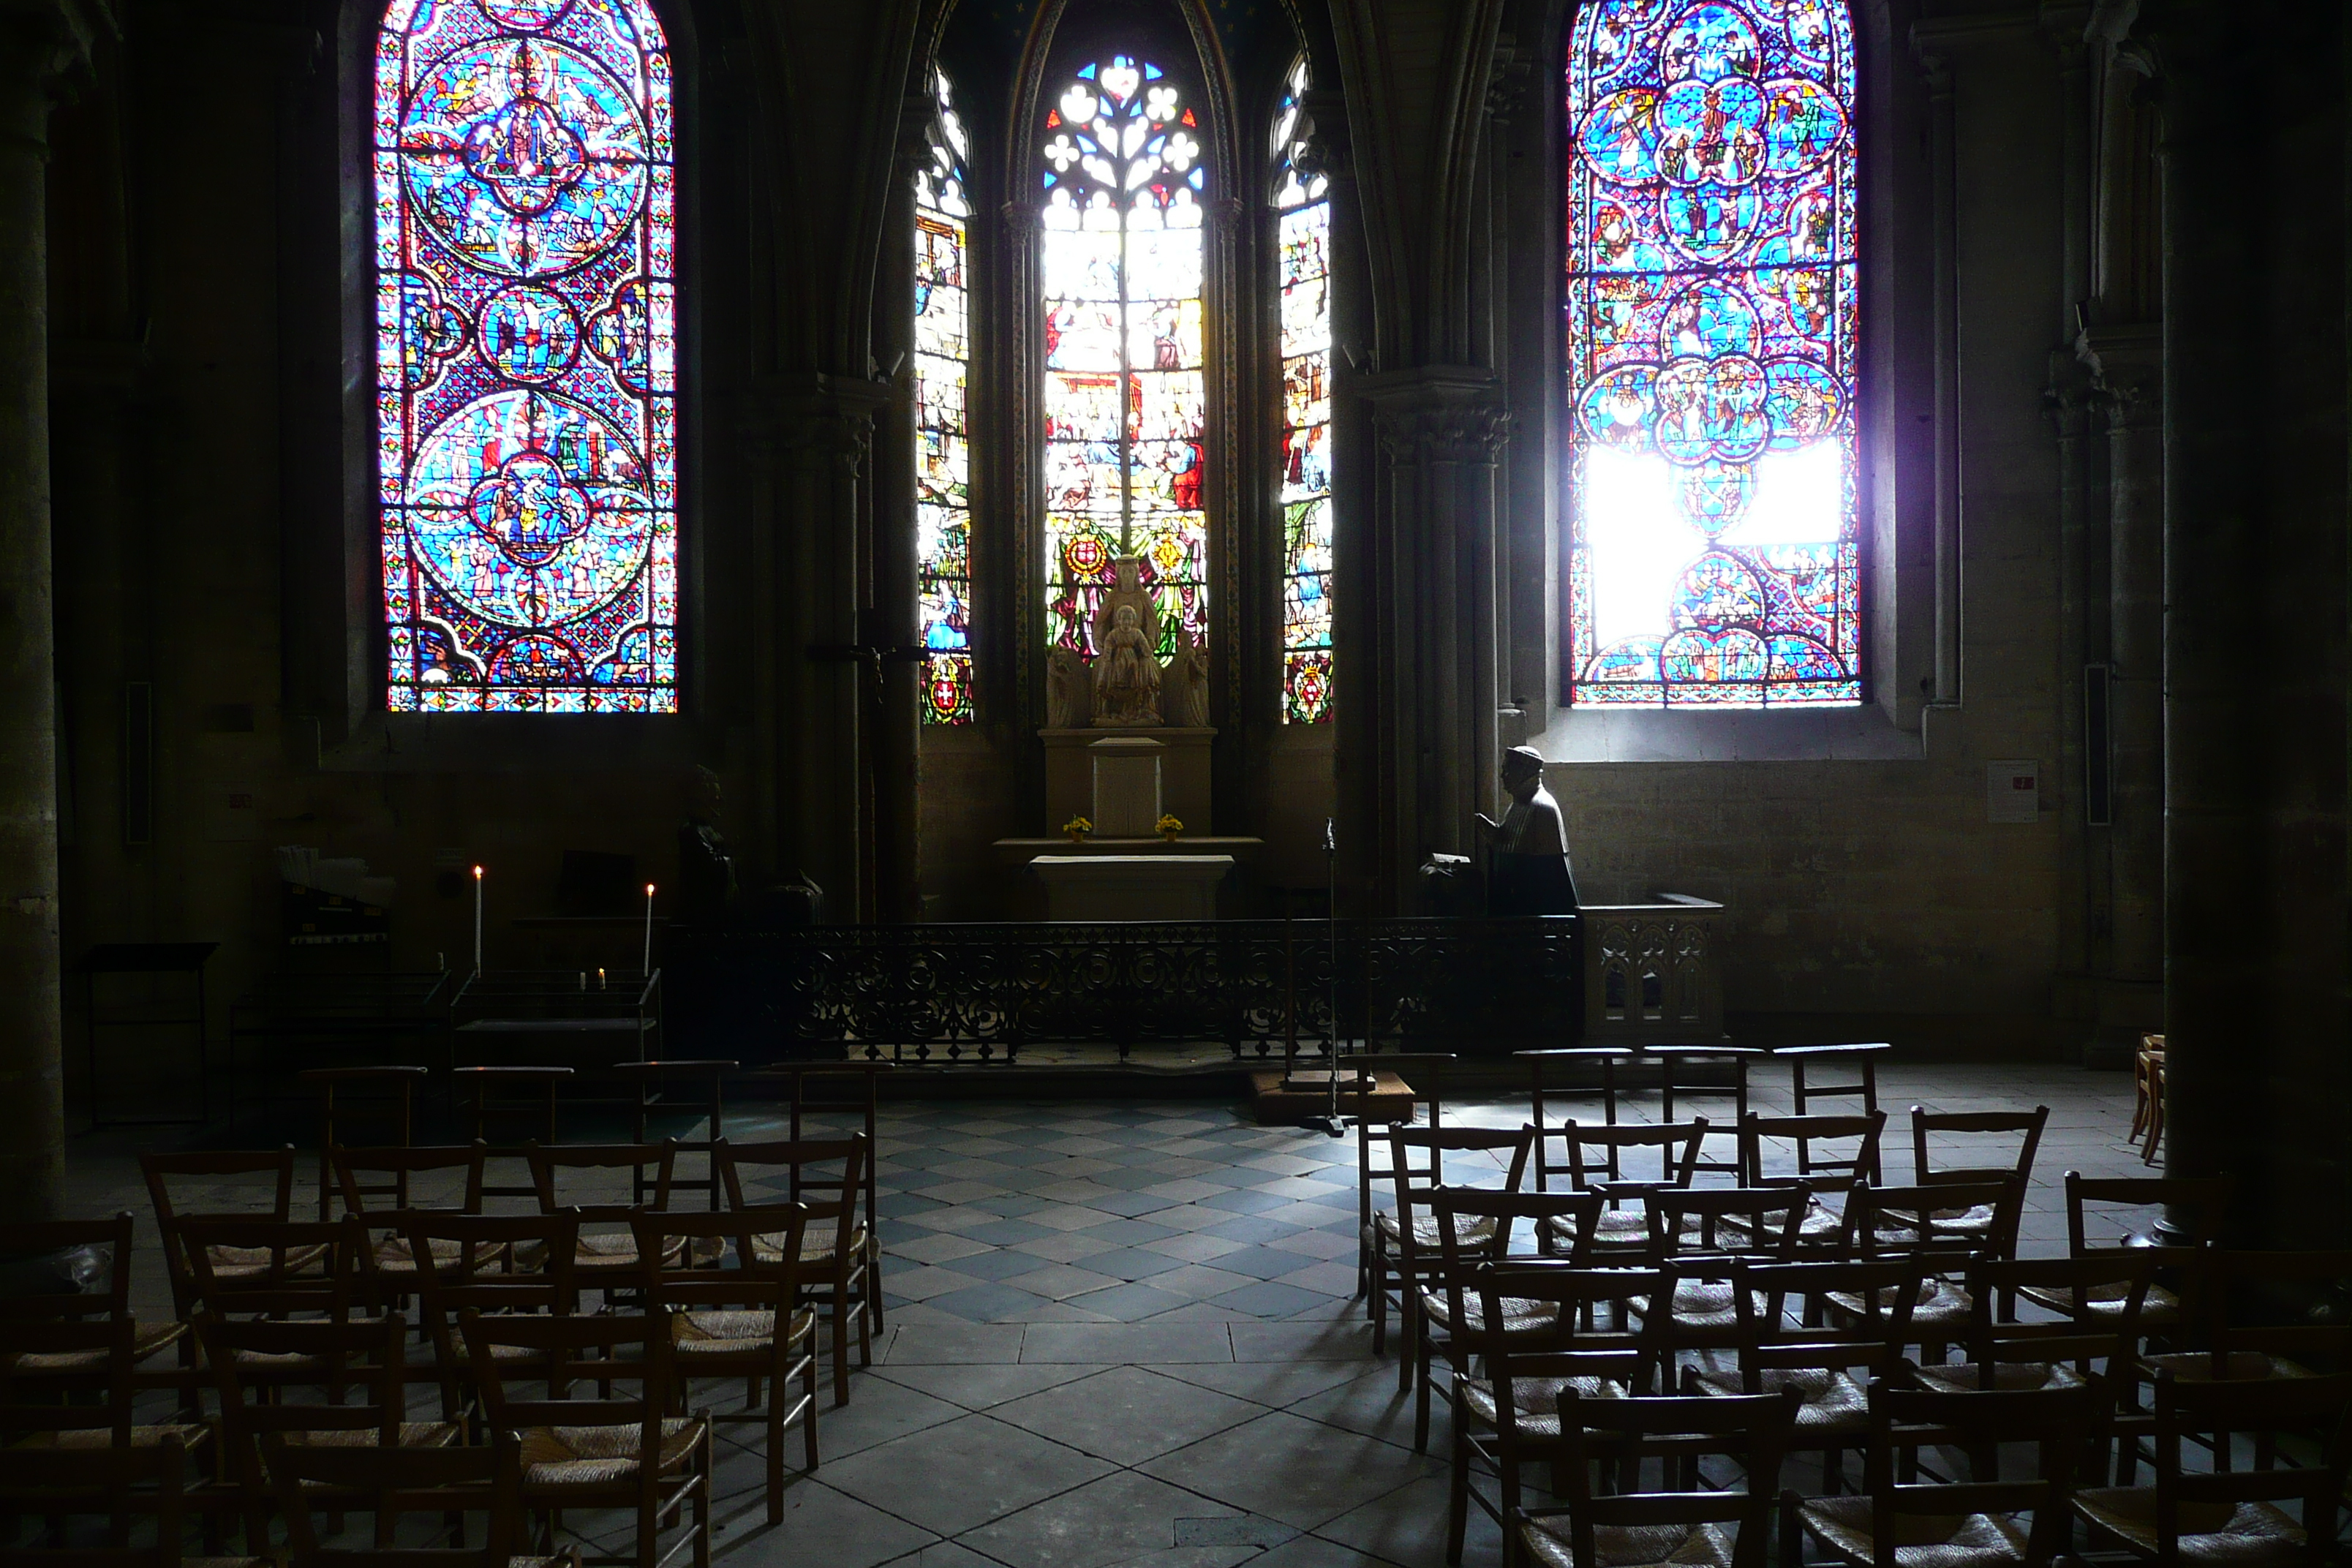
[472,865,484,975]
[642,883,655,976]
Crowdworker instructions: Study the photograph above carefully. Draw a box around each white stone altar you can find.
[1029,854,1234,921]
[1089,736,1163,837]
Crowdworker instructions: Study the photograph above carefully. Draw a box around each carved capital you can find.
[1372,399,1514,465]
[2076,322,2163,430]
[1485,37,1530,121]
[749,374,889,477]
[1001,200,1040,235]
[0,0,110,149]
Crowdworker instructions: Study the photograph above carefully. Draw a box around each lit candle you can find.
[642,883,655,976]
[472,865,484,976]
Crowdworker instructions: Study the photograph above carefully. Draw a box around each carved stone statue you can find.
[1093,604,1163,725]
[1168,638,1210,728]
[1474,745,1582,916]
[1046,647,1090,728]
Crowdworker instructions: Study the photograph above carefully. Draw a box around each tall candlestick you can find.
[642,883,655,976]
[472,865,484,976]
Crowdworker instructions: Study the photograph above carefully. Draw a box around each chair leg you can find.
[767,1402,783,1526]
[1413,1345,1435,1452]
[832,1280,852,1406]
[865,1236,886,1333]
[1370,1236,1390,1355]
[802,1352,821,1470]
[1447,1393,1472,1566]
[1398,1287,1418,1392]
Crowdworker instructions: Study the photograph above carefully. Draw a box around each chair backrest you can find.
[617,1058,739,1209]
[263,1430,532,1568]
[633,1204,813,1316]
[1730,1256,1925,1382]
[2146,1370,2352,1542]
[403,1208,578,1415]
[140,1147,299,1320]
[527,1139,677,1222]
[1424,1187,1605,1357]
[198,1311,415,1542]
[331,1142,488,1216]
[1553,1119,1708,1197]
[1523,1047,1631,1142]
[0,1433,192,1568]
[1910,1104,2048,1190]
[175,1213,366,1322]
[715,1135,870,1264]
[1385,1127,1531,1262]
[2062,1172,2232,1253]
[1738,1110,1885,1189]
[2187,1250,2352,1376]
[0,1316,139,1447]
[1645,1185,1812,1264]
[1863,1379,2096,1568]
[1351,1053,1452,1235]
[1847,1180,2015,1264]
[1552,1389,1800,1568]
[302,1066,428,1219]
[1954,1252,2155,1386]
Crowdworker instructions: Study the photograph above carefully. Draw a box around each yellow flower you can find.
[1156,814,1183,834]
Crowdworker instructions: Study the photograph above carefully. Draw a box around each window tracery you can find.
[376,0,677,712]
[1564,0,1860,706]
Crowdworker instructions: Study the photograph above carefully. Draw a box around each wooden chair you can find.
[1640,1186,1814,1347]
[403,1210,580,1431]
[1447,1262,1671,1567]
[632,1205,821,1522]
[453,1065,572,1208]
[1831,1179,2018,1352]
[1914,1251,2156,1396]
[1376,1126,1533,1366]
[458,1308,711,1568]
[1346,1052,1454,1300]
[2130,1033,2165,1153]
[2015,1173,2231,1333]
[1415,1186,1604,1452]
[0,1213,188,1409]
[300,1065,428,1220]
[2138,1249,2352,1385]
[1784,1380,2097,1568]
[769,1058,895,1333]
[140,1147,318,1336]
[1516,1387,1800,1568]
[176,1214,369,1328]
[715,1136,875,1406]
[613,1060,738,1210]
[329,1143,489,1309]
[1776,1043,1891,1120]
[1535,1119,1708,1259]
[197,1311,457,1550]
[1686,1256,1925,1493]
[260,1431,569,1568]
[1909,1104,2048,1258]
[0,1433,226,1568]
[526,1140,679,1304]
[1737,1110,1887,1231]
[2073,1370,2352,1568]
[1646,1044,1769,1150]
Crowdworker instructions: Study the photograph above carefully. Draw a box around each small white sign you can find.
[1986,760,2040,823]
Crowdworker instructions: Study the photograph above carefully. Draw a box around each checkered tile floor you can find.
[70,1061,2146,1568]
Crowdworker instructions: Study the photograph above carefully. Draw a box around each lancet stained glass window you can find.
[1274,61,1333,725]
[1040,54,1208,660]
[916,69,975,725]
[376,0,676,712]
[1564,0,1859,706]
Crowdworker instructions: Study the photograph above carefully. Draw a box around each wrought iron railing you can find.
[665,918,1595,1064]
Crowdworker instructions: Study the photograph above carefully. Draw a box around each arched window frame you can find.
[369,0,683,715]
[914,67,976,725]
[1558,0,1864,712]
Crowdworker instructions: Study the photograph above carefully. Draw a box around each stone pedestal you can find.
[1029,855,1233,921]
[1090,737,1162,837]
[1043,726,1213,834]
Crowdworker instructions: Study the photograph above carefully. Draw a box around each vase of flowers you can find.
[1062,815,1093,844]
[1156,814,1184,843]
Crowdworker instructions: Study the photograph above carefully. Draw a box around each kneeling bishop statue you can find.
[1474,745,1582,917]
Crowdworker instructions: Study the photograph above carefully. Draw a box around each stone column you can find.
[0,0,103,1223]
[2092,330,2164,1006]
[1361,372,1509,911]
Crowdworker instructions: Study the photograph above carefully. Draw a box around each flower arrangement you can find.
[1156,813,1184,843]
[1061,815,1093,844]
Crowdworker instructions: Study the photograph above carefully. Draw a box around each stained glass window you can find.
[1039,54,1208,661]
[915,69,975,725]
[1273,60,1333,725]
[1563,0,1859,706]
[376,0,676,713]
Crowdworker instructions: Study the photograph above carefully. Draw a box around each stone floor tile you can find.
[712,1478,940,1568]
[872,1360,1116,1410]
[1202,1245,1322,1281]
[818,1413,1116,1537]
[1207,1281,1341,1319]
[1064,1282,1196,1321]
[878,1323,1028,1365]
[1197,1190,1293,1216]
[890,1231,999,1265]
[1229,1319,1376,1362]
[1140,1263,1259,1300]
[1245,1536,1408,1568]
[888,1265,986,1302]
[799,1371,970,1459]
[988,1365,1265,1465]
[1150,1358,1373,1409]
[943,1248,1060,1283]
[953,1469,1245,1568]
[1001,1262,1128,1300]
[1266,1230,1361,1262]
[1021,1322,1234,1363]
[1134,1411,1437,1530]
[1012,1232,1123,1264]
[1197,1215,1311,1245]
[926,1286,1053,1323]
[1077,1245,1189,1280]
[889,1542,1014,1568]
[1271,1261,1361,1297]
